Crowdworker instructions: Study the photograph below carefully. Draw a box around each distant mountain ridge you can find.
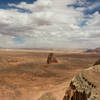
[86,47,100,53]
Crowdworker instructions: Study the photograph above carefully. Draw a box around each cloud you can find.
[0,0,100,48]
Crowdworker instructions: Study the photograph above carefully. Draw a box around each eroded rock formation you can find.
[63,65,100,100]
[47,53,58,64]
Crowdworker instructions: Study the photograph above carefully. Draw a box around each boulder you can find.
[38,92,56,100]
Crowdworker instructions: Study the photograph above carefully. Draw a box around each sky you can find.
[0,0,100,48]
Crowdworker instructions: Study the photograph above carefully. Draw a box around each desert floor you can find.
[0,50,100,100]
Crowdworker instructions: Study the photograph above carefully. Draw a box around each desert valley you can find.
[0,49,100,100]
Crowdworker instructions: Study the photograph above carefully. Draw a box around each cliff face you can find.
[63,65,100,100]
[63,82,87,100]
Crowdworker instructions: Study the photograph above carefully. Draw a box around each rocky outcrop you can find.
[63,65,100,100]
[93,59,100,66]
[47,53,58,64]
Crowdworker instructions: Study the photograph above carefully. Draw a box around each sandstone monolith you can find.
[47,53,58,64]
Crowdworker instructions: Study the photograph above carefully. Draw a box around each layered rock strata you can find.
[63,65,100,100]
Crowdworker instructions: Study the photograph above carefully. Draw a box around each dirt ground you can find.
[0,50,100,100]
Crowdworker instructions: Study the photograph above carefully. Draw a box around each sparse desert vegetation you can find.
[0,50,100,100]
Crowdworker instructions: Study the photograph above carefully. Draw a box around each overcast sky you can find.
[0,0,100,48]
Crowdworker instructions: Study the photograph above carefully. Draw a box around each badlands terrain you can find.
[0,50,100,100]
